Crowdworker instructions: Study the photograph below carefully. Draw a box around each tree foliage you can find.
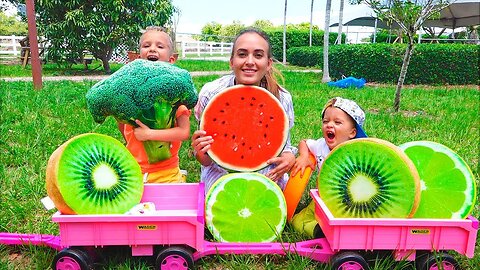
[351,0,451,111]
[0,11,27,35]
[33,0,175,73]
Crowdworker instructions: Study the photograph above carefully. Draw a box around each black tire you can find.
[331,251,369,270]
[155,246,194,270]
[52,248,93,270]
[415,252,460,270]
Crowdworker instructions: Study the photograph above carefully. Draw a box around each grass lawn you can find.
[0,63,478,269]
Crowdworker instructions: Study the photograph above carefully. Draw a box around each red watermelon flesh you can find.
[200,85,289,171]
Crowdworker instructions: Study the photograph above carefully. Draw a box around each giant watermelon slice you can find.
[200,85,289,171]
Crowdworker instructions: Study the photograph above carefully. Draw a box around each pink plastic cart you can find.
[0,183,478,270]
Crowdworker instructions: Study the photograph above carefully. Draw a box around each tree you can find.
[282,0,287,64]
[352,0,451,111]
[322,0,332,82]
[309,0,314,46]
[220,20,245,41]
[252,19,274,30]
[34,0,175,73]
[336,0,345,44]
[201,22,223,42]
[0,11,27,35]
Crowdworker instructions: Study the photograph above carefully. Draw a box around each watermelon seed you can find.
[265,124,269,128]
[241,155,244,159]
[267,142,271,146]
[224,134,228,137]
[250,103,254,106]
[226,102,230,106]
[222,121,226,124]
[259,103,264,107]
[264,133,267,138]
[220,110,225,113]
[213,118,217,121]
[241,97,245,100]
[242,142,246,146]
[232,135,236,139]
[252,97,256,100]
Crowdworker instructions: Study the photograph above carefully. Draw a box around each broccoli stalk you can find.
[137,98,180,163]
[86,59,198,164]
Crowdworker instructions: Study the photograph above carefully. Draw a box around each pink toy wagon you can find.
[0,183,478,270]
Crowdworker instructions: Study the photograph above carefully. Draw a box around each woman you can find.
[192,28,297,192]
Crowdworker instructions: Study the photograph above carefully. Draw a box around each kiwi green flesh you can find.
[57,134,143,214]
[318,140,418,218]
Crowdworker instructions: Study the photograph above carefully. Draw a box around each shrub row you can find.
[264,29,345,61]
[287,43,479,85]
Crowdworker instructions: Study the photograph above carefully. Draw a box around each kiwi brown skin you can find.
[46,133,143,215]
[318,138,421,218]
[46,139,76,214]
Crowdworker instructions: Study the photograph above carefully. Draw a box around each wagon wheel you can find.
[415,251,460,270]
[52,248,93,270]
[331,251,369,270]
[155,246,194,270]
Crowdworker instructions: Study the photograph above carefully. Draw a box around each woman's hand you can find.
[133,119,152,141]
[191,130,214,166]
[265,152,295,182]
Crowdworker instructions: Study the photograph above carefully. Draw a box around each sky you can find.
[171,0,376,34]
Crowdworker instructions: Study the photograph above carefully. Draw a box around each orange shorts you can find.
[144,167,186,183]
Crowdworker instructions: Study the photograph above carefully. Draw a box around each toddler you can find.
[291,97,367,237]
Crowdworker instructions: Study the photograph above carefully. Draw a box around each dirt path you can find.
[1,70,322,82]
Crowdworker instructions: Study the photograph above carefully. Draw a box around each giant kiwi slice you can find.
[318,138,421,218]
[46,133,144,215]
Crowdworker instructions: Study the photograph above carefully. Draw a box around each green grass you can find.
[0,59,313,77]
[0,68,478,269]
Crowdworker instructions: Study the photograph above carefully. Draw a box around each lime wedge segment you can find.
[399,141,476,219]
[205,173,287,242]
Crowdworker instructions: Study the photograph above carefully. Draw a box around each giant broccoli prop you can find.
[86,59,198,163]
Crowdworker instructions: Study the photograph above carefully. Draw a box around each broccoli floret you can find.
[86,59,198,163]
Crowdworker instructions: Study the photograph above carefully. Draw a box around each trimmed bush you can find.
[265,29,344,61]
[287,43,479,85]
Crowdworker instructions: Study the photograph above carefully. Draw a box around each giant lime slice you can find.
[205,173,287,242]
[399,141,476,219]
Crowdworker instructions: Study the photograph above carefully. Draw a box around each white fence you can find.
[1,35,234,62]
[0,35,24,59]
[179,40,232,59]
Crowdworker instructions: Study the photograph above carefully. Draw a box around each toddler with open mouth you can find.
[290,97,367,237]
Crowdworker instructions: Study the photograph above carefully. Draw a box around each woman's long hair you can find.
[231,28,284,100]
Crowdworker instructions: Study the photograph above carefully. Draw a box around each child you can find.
[291,97,367,237]
[119,26,190,183]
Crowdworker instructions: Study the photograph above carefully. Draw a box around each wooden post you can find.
[25,0,42,90]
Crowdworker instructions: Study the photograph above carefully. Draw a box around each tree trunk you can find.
[283,0,287,65]
[309,0,314,46]
[322,0,332,82]
[101,57,111,74]
[336,0,344,44]
[394,41,415,112]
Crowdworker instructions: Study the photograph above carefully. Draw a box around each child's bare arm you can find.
[290,140,315,177]
[133,114,190,142]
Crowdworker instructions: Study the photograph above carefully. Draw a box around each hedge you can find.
[264,29,345,61]
[287,43,479,85]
